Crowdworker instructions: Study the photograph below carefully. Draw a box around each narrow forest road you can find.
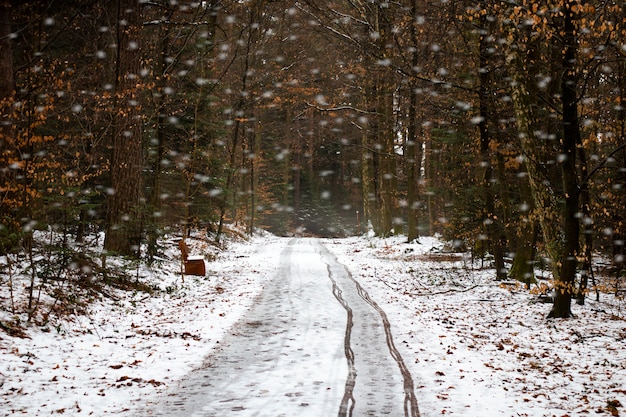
[139,238,420,417]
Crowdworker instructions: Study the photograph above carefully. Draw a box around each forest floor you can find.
[1,230,625,416]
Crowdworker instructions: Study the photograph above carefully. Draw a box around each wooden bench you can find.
[178,240,206,276]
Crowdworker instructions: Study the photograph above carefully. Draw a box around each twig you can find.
[375,274,399,291]
[415,283,486,296]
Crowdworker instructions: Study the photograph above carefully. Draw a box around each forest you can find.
[0,0,624,323]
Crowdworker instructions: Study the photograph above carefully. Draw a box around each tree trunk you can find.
[361,78,378,234]
[146,10,173,260]
[549,2,581,318]
[361,126,374,234]
[405,95,420,242]
[216,4,260,242]
[478,16,506,280]
[216,115,241,241]
[576,113,593,305]
[376,6,396,237]
[0,3,16,255]
[289,108,301,219]
[406,0,421,242]
[379,83,396,236]
[509,175,538,287]
[247,109,261,235]
[0,4,13,100]
[504,27,563,283]
[104,0,145,256]
[424,132,436,235]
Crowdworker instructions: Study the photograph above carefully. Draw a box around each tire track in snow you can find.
[318,241,420,417]
[325,259,356,416]
[352,278,420,417]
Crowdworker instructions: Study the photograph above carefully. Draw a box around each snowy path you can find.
[138,238,419,417]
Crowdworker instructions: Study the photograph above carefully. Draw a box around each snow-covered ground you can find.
[329,236,626,416]
[1,232,625,416]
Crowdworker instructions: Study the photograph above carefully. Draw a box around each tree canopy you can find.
[0,0,624,318]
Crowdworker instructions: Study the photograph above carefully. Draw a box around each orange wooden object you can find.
[178,240,206,276]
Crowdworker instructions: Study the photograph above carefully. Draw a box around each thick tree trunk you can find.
[0,6,14,181]
[549,2,581,318]
[0,3,15,255]
[504,31,563,283]
[104,0,145,256]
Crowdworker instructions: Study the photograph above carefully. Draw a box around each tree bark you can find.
[375,5,396,237]
[504,27,563,284]
[0,3,13,100]
[361,124,375,234]
[478,14,506,279]
[247,109,261,235]
[216,3,261,242]
[379,82,396,236]
[509,174,538,287]
[146,8,173,260]
[549,2,581,318]
[406,0,421,242]
[104,0,145,256]
[0,2,15,255]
